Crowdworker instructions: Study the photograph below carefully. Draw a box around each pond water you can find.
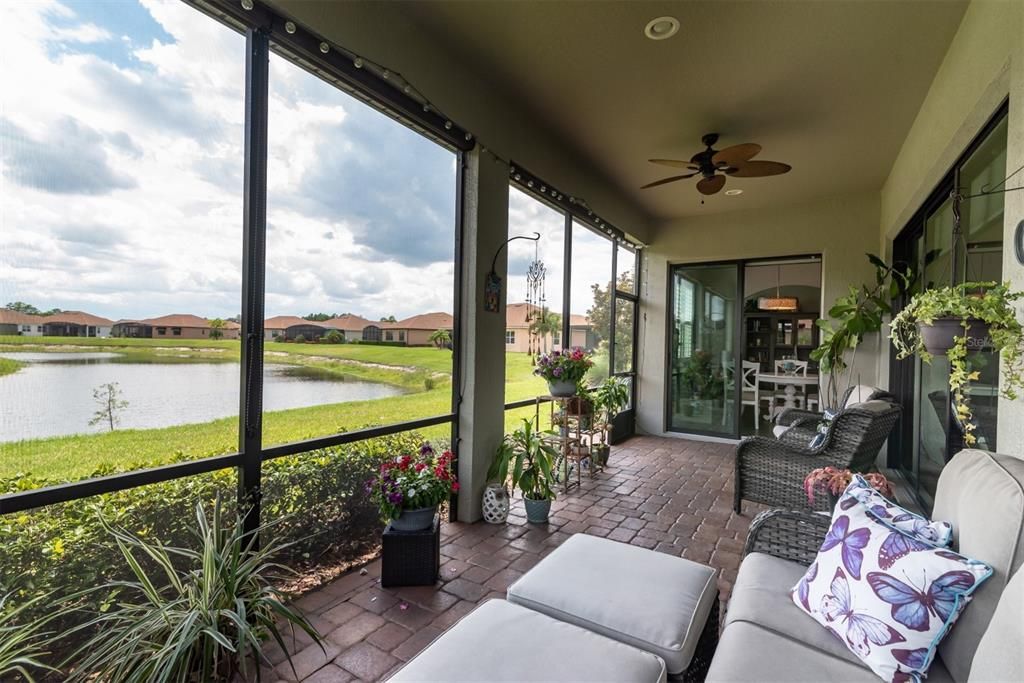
[0,352,403,442]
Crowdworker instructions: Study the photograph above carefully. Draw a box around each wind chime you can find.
[525,238,547,363]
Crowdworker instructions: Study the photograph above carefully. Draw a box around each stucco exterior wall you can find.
[636,192,881,438]
[878,0,1024,454]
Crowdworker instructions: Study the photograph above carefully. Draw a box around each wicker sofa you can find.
[709,449,1024,682]
[733,395,901,513]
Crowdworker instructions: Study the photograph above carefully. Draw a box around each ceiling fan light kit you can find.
[643,132,792,197]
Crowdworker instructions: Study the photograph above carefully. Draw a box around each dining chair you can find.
[740,360,761,426]
[771,359,809,410]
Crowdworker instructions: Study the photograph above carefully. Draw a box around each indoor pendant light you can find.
[758,265,799,312]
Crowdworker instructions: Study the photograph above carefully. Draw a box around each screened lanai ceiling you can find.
[402,0,968,219]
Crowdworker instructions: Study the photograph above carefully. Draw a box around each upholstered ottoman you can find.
[507,534,719,680]
[388,599,666,682]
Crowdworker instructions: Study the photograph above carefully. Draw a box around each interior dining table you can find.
[758,371,820,415]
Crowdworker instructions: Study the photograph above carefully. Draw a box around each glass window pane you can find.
[613,297,635,374]
[616,244,636,294]
[262,49,456,447]
[669,264,738,437]
[570,221,613,385]
[962,116,1007,283]
[0,1,245,486]
[505,187,564,404]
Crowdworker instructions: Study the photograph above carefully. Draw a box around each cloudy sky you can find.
[0,0,620,322]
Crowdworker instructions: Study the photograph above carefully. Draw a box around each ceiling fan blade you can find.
[648,158,700,170]
[641,173,698,189]
[726,160,792,177]
[697,174,726,195]
[712,143,761,167]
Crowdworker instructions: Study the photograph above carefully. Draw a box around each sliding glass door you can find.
[668,263,739,437]
[891,104,1007,507]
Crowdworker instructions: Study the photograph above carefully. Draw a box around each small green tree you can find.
[89,382,129,432]
[293,334,306,344]
[325,329,344,344]
[429,329,452,349]
[207,318,226,340]
[529,311,562,354]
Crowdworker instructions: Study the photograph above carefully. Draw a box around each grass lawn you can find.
[0,337,551,482]
[0,357,23,378]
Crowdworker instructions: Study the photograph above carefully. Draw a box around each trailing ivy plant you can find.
[812,254,913,409]
[890,281,1024,445]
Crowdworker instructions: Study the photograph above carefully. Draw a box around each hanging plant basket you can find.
[916,317,991,356]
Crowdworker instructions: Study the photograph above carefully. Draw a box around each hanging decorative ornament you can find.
[525,237,547,361]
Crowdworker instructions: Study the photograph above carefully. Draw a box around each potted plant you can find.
[534,347,593,397]
[367,443,459,531]
[63,498,322,682]
[890,281,1024,445]
[803,467,894,509]
[490,419,558,523]
[592,377,630,466]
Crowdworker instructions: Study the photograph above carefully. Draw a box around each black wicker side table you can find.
[381,515,440,587]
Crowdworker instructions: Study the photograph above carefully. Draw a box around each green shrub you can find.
[324,330,344,344]
[0,431,430,652]
[424,376,436,391]
[293,334,306,344]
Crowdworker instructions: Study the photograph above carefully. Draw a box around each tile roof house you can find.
[112,314,239,340]
[503,302,594,354]
[0,309,113,337]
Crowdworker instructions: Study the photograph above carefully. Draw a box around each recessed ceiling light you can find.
[644,16,679,41]
[725,189,744,196]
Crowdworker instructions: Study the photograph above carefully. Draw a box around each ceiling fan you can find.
[642,133,792,196]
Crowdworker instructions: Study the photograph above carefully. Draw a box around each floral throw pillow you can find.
[841,475,953,547]
[791,495,991,682]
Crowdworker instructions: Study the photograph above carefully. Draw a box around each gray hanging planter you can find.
[917,318,991,355]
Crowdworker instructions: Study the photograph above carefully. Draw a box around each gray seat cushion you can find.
[724,552,862,666]
[507,533,718,674]
[932,450,1024,682]
[707,621,954,683]
[970,566,1024,682]
[388,599,666,682]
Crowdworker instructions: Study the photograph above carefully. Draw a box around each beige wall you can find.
[270,0,653,245]
[878,0,1024,454]
[636,192,881,437]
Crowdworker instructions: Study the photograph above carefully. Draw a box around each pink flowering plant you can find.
[367,443,459,522]
[534,347,593,384]
[803,466,893,505]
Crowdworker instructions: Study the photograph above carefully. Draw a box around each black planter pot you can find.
[917,318,991,355]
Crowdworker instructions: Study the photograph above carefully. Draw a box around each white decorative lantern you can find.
[482,483,510,524]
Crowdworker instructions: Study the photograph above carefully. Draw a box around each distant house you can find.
[0,309,112,337]
[380,312,454,346]
[0,309,42,336]
[112,314,239,340]
[323,314,374,342]
[503,303,594,353]
[263,315,328,341]
[41,311,114,338]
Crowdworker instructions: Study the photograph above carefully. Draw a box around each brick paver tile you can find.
[441,577,490,602]
[302,663,353,683]
[324,612,386,650]
[348,587,399,615]
[335,642,398,681]
[382,601,437,631]
[391,625,443,661]
[275,641,342,682]
[366,622,413,651]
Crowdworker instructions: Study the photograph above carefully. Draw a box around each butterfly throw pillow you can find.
[791,493,991,682]
[842,475,953,547]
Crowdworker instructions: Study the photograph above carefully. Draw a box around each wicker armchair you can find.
[733,399,901,514]
[742,509,831,565]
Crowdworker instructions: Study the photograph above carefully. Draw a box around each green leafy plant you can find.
[812,254,912,409]
[534,347,593,385]
[63,497,322,683]
[593,376,629,419]
[678,350,723,401]
[324,329,344,344]
[489,419,558,501]
[428,329,451,349]
[0,593,60,682]
[890,281,1024,445]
